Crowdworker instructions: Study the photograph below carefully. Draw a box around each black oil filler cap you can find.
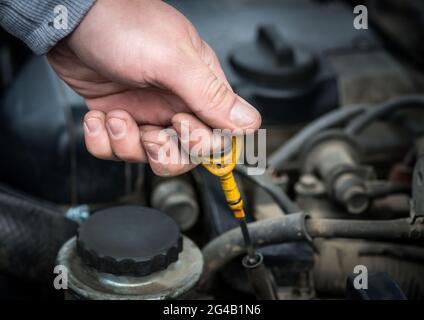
[230,24,318,85]
[77,206,183,276]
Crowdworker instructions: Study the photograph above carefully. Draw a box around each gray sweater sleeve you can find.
[0,0,96,55]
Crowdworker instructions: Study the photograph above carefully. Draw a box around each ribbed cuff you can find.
[0,0,97,55]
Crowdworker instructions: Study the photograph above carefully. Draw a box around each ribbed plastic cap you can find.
[77,206,182,276]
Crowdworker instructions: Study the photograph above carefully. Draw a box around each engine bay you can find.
[0,0,423,301]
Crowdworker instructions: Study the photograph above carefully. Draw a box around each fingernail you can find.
[230,97,259,127]
[145,143,161,162]
[106,118,127,139]
[84,118,101,136]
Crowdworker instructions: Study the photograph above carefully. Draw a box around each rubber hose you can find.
[306,218,420,241]
[235,165,300,213]
[345,95,424,135]
[367,182,411,199]
[0,192,78,283]
[268,106,366,170]
[201,213,309,285]
[201,214,424,285]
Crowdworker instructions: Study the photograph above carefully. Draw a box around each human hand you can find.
[48,0,261,176]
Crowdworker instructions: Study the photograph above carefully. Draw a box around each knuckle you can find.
[106,109,130,119]
[203,76,231,111]
[113,149,143,163]
[87,147,114,161]
[151,165,172,177]
[120,154,142,163]
[84,112,104,122]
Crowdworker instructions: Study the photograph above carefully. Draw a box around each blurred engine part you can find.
[0,57,142,204]
[0,188,77,283]
[230,24,319,85]
[350,0,424,69]
[228,22,337,125]
[150,177,199,231]
[300,130,374,214]
[412,137,424,219]
[314,239,424,299]
[346,272,407,300]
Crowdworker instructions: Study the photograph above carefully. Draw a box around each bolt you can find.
[300,174,318,189]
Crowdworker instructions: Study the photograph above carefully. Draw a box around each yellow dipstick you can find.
[202,136,245,219]
[202,136,256,260]
[219,173,245,219]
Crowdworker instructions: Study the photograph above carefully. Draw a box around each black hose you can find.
[201,213,310,284]
[268,106,366,170]
[235,165,300,213]
[0,192,78,283]
[366,182,411,199]
[345,95,424,135]
[0,182,61,214]
[201,214,424,284]
[306,218,420,241]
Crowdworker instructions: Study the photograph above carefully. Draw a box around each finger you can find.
[86,88,186,126]
[172,113,231,161]
[83,110,118,160]
[141,126,196,176]
[105,109,147,162]
[161,48,261,132]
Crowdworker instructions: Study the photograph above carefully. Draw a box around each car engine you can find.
[0,0,423,300]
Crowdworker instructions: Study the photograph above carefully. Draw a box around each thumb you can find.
[165,55,261,131]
